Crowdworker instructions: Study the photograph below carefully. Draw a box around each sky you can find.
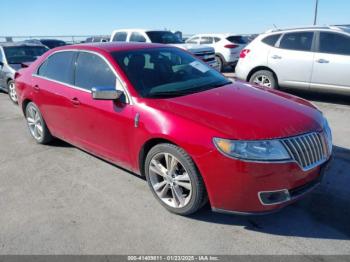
[1,0,350,37]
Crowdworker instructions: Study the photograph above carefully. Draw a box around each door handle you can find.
[33,85,40,92]
[316,59,329,64]
[71,97,80,106]
[271,55,282,59]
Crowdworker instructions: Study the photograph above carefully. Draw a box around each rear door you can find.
[33,51,77,140]
[311,31,350,92]
[268,31,315,89]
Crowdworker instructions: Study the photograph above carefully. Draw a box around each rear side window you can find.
[37,51,75,84]
[113,32,127,42]
[262,34,281,46]
[129,32,146,42]
[226,36,247,44]
[214,37,221,42]
[319,32,350,55]
[279,32,314,51]
[75,52,116,91]
[200,37,213,44]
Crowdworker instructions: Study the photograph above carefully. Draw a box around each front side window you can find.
[75,52,116,91]
[37,51,75,84]
[186,37,199,44]
[3,46,48,64]
[319,32,350,55]
[112,48,231,98]
[129,32,146,42]
[279,32,314,51]
[146,31,183,44]
[113,32,127,42]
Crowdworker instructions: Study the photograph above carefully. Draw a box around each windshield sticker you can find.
[189,61,210,73]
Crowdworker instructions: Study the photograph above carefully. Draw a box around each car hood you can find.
[146,81,324,140]
[170,43,214,53]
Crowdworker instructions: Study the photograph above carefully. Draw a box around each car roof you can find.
[264,25,350,34]
[190,33,239,38]
[0,41,47,47]
[54,42,168,53]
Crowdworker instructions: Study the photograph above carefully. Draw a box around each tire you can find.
[249,70,278,89]
[145,143,207,215]
[215,55,224,72]
[25,102,53,144]
[7,80,18,104]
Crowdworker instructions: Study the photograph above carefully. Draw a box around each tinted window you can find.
[319,32,350,55]
[129,32,146,42]
[113,32,127,42]
[262,34,281,46]
[186,37,199,44]
[37,51,75,84]
[112,48,230,98]
[200,37,213,44]
[214,37,221,42]
[3,46,48,64]
[279,32,314,51]
[0,48,3,62]
[75,52,116,91]
[40,40,66,49]
[226,36,247,44]
[146,31,183,44]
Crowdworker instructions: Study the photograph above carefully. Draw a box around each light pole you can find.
[314,0,319,25]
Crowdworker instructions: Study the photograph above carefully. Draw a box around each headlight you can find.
[213,138,291,161]
[323,118,333,154]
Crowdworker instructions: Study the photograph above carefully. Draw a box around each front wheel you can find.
[25,102,53,144]
[145,143,207,215]
[249,70,278,89]
[7,80,18,104]
[215,55,224,72]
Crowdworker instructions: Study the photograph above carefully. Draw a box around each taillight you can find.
[240,49,250,58]
[224,44,238,49]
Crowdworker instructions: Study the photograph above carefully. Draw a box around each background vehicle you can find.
[39,39,67,49]
[0,42,48,103]
[235,25,350,95]
[186,33,248,72]
[110,29,219,70]
[15,43,332,216]
[84,36,110,43]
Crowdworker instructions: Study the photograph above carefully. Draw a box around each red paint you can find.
[15,43,327,213]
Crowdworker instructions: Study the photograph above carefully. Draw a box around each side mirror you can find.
[91,87,124,100]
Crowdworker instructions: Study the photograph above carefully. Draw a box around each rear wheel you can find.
[25,102,53,144]
[249,70,277,89]
[145,143,207,215]
[7,80,18,104]
[215,55,224,72]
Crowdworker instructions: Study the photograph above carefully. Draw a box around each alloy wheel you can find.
[253,75,272,87]
[26,105,44,141]
[148,152,192,208]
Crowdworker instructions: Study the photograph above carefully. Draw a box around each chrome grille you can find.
[281,132,330,170]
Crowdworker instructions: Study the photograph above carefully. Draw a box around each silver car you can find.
[235,25,350,95]
[0,42,48,103]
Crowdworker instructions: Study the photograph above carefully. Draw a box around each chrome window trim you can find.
[32,49,133,104]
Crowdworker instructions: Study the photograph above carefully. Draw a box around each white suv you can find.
[186,34,247,72]
[110,29,219,70]
[235,26,350,95]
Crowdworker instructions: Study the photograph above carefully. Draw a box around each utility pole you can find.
[314,0,319,25]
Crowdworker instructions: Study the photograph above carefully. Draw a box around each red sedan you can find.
[15,43,333,215]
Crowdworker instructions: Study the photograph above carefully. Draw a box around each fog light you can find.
[258,189,291,205]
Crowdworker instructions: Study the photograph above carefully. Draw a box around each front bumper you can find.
[194,150,332,214]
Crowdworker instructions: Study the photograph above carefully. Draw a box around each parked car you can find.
[186,34,248,71]
[236,25,350,95]
[85,36,110,43]
[0,42,48,103]
[39,39,67,49]
[15,43,332,215]
[110,29,219,70]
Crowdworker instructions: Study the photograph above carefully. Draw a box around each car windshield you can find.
[112,48,231,98]
[4,46,48,64]
[146,31,183,44]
